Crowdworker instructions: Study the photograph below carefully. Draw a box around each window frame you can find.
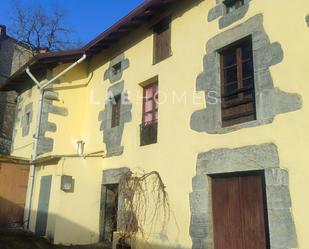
[111,94,121,128]
[112,62,122,76]
[140,82,158,146]
[224,0,245,14]
[219,36,256,127]
[142,82,158,126]
[25,111,31,126]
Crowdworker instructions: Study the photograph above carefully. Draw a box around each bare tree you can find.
[9,1,81,53]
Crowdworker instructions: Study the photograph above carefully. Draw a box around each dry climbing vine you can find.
[117,170,171,245]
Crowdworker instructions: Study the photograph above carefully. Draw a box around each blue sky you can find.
[0,0,144,45]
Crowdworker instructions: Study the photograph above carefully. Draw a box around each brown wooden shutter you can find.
[211,173,269,249]
[153,17,171,64]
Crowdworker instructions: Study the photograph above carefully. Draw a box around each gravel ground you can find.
[0,229,111,249]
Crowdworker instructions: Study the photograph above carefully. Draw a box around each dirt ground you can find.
[0,229,111,249]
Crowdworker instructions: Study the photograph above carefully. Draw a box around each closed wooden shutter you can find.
[153,17,171,64]
[211,173,269,249]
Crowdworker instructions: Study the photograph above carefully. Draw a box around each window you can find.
[111,95,121,128]
[26,111,31,126]
[153,16,171,64]
[140,83,158,146]
[224,0,245,13]
[220,37,256,127]
[112,62,122,76]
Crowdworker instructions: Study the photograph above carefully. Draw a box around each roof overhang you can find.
[0,155,30,165]
[1,0,189,91]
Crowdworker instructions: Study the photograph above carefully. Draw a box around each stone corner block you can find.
[102,167,130,185]
[306,14,309,27]
[189,190,209,214]
[268,209,298,248]
[192,174,209,191]
[207,4,224,22]
[265,168,289,186]
[196,143,280,175]
[219,4,249,29]
[266,185,291,209]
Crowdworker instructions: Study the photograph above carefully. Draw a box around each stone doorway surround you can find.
[99,167,129,241]
[189,143,298,249]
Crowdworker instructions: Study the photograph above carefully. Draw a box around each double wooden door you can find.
[211,173,269,249]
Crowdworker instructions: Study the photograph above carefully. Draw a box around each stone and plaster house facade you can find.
[0,25,32,154]
[1,0,309,248]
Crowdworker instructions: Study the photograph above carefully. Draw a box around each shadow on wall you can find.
[132,236,188,249]
[0,91,17,154]
[0,197,189,249]
[90,0,204,73]
[0,197,25,228]
[0,38,15,85]
[29,211,100,245]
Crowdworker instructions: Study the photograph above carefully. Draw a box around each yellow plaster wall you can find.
[11,84,40,158]
[19,0,309,248]
[28,164,60,239]
[46,63,90,156]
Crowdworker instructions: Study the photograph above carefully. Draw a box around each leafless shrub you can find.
[117,170,171,246]
[9,0,81,53]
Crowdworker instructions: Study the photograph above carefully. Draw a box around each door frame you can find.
[189,143,298,249]
[99,167,129,242]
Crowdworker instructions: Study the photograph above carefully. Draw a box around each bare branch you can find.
[8,0,80,52]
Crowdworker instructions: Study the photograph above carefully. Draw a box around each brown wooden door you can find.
[211,173,268,249]
[0,162,29,227]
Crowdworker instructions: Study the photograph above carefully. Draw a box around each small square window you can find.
[111,95,121,128]
[224,0,245,14]
[112,62,122,76]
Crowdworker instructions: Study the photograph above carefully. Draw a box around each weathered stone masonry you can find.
[37,90,68,155]
[208,0,251,29]
[99,54,132,157]
[21,102,33,136]
[11,87,67,155]
[190,14,302,134]
[0,25,31,154]
[99,167,129,240]
[189,143,298,249]
[104,54,129,84]
[0,92,16,154]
